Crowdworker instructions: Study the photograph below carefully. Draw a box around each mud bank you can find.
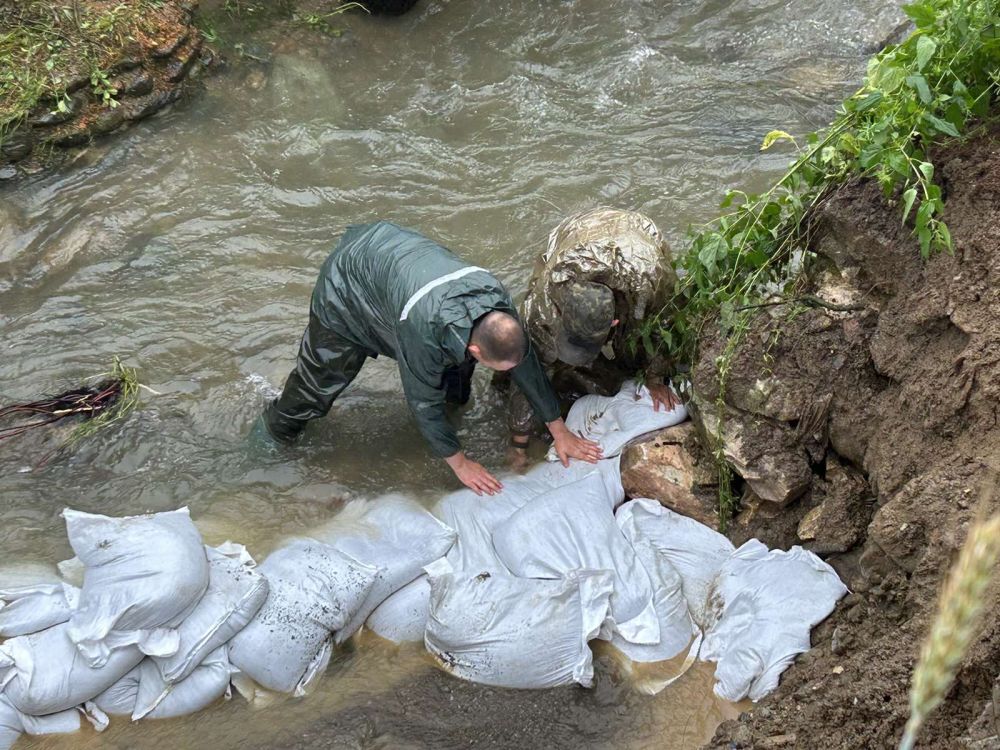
[693,124,1000,749]
[0,0,210,176]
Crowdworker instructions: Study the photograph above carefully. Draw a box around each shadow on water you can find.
[2,0,902,747]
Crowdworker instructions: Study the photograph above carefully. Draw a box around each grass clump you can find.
[0,0,168,137]
[0,358,144,465]
[295,2,368,36]
[0,358,141,441]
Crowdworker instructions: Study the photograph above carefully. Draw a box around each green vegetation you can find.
[0,358,143,465]
[63,358,142,449]
[634,0,1000,524]
[295,2,368,36]
[196,0,364,44]
[0,0,165,136]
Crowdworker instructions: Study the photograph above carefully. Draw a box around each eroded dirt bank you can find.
[698,124,1000,749]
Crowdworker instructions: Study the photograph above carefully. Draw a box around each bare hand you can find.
[547,419,603,467]
[445,452,503,496]
[646,382,681,412]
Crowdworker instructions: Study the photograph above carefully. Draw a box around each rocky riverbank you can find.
[626,123,1000,749]
[0,0,212,177]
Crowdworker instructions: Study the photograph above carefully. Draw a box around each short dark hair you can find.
[470,311,528,364]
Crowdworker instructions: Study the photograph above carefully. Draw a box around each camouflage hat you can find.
[552,282,615,367]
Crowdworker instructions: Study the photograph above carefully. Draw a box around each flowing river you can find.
[1,0,901,747]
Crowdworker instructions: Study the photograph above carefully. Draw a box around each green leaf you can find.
[916,34,937,71]
[923,113,960,137]
[937,221,953,253]
[902,2,937,27]
[906,74,933,104]
[697,240,717,275]
[859,143,883,169]
[746,247,769,268]
[852,91,884,112]
[719,300,736,333]
[642,331,655,358]
[918,225,932,258]
[915,200,935,250]
[760,130,796,151]
[886,151,909,177]
[918,161,935,183]
[697,233,728,275]
[901,187,918,224]
[659,328,673,350]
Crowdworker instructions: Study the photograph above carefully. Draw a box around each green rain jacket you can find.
[311,221,561,457]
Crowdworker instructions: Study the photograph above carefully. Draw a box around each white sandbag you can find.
[0,697,21,750]
[434,485,535,574]
[63,507,210,668]
[492,471,660,646]
[310,495,456,643]
[0,583,80,638]
[91,663,141,716]
[547,380,687,460]
[700,540,848,702]
[616,499,734,628]
[433,457,623,574]
[0,622,143,715]
[365,574,431,643]
[526,455,625,506]
[228,538,376,694]
[0,695,92,750]
[424,558,613,689]
[609,523,700,665]
[136,647,232,719]
[151,543,268,684]
[0,562,63,589]
[94,648,232,720]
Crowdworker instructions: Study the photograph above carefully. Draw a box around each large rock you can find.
[692,400,812,507]
[796,461,873,554]
[730,490,806,550]
[620,423,719,527]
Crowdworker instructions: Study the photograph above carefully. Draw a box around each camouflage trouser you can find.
[508,387,547,439]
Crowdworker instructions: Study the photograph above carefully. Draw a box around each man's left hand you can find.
[646,382,681,412]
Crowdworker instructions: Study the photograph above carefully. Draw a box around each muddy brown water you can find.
[2,0,903,747]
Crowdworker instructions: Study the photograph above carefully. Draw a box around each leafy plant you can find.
[642,0,1000,371]
[634,0,1000,521]
[90,67,119,108]
[0,0,162,135]
[0,358,145,467]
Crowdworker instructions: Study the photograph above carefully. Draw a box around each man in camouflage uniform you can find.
[502,207,680,460]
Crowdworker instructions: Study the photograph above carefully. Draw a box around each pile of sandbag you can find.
[370,382,847,702]
[0,496,457,749]
[0,381,847,748]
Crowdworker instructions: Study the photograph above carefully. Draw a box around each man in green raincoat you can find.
[261,220,601,495]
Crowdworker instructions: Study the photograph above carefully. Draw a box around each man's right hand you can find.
[445,452,503,496]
